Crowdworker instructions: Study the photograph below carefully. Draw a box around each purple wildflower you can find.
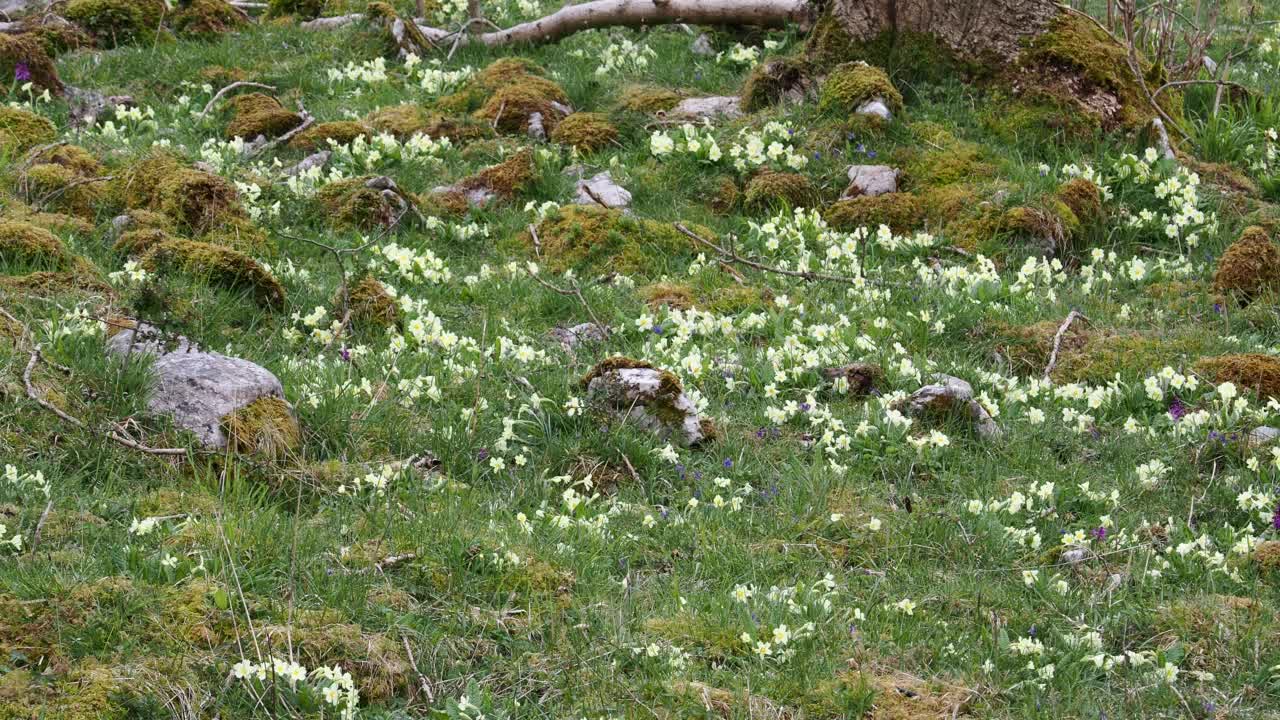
[1168,398,1187,421]
[1092,526,1107,541]
[14,62,30,83]
[722,458,733,469]
[1272,504,1280,531]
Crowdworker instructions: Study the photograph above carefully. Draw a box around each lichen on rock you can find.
[581,356,709,446]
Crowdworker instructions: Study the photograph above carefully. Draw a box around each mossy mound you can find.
[0,268,113,296]
[344,275,400,330]
[980,91,1102,145]
[824,192,921,233]
[436,58,565,120]
[21,211,94,237]
[1056,178,1104,225]
[1195,354,1280,400]
[363,104,429,138]
[172,0,248,39]
[316,177,406,230]
[642,282,774,314]
[1213,226,1280,300]
[740,56,810,112]
[22,162,106,218]
[141,239,285,308]
[20,22,94,58]
[118,152,246,235]
[64,0,167,48]
[265,0,324,18]
[897,122,992,189]
[0,219,71,271]
[114,227,180,256]
[455,147,536,201]
[32,144,106,177]
[221,396,302,459]
[288,120,373,150]
[989,323,1211,383]
[526,205,701,275]
[201,216,272,255]
[616,84,683,113]
[0,33,63,94]
[475,80,569,134]
[0,106,56,154]
[1015,12,1181,133]
[1256,541,1280,575]
[225,92,302,140]
[550,113,618,153]
[818,62,902,116]
[743,171,821,211]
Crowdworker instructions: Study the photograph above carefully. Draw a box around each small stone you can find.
[584,359,707,446]
[668,96,742,121]
[527,111,547,141]
[822,363,884,396]
[549,322,608,350]
[572,171,631,209]
[1061,548,1087,566]
[856,98,892,122]
[842,165,899,199]
[1248,426,1280,446]
[906,374,1002,441]
[691,34,714,56]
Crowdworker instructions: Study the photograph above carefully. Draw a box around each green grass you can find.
[1,3,1280,719]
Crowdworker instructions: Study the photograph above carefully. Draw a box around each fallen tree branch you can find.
[245,99,314,159]
[1043,309,1089,380]
[303,0,812,48]
[674,223,872,286]
[523,265,608,337]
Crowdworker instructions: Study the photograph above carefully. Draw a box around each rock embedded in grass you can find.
[582,357,710,446]
[842,165,899,199]
[668,96,742,121]
[906,374,1002,441]
[570,171,631,210]
[107,322,299,453]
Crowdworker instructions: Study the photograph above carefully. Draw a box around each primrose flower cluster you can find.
[230,657,359,719]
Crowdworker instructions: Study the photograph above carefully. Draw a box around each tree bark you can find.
[825,0,1061,60]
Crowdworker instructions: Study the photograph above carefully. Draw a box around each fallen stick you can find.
[198,81,276,119]
[1043,309,1088,381]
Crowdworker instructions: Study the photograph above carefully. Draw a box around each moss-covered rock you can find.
[550,112,618,153]
[0,32,63,94]
[824,192,921,233]
[743,171,820,211]
[288,120,372,150]
[436,57,563,120]
[1016,12,1182,133]
[20,22,94,59]
[22,162,106,218]
[1195,354,1280,400]
[172,0,248,39]
[32,144,106,177]
[200,216,271,255]
[818,61,902,116]
[616,84,683,113]
[225,92,302,140]
[221,396,302,459]
[1213,226,1280,300]
[475,78,570,134]
[317,177,404,230]
[118,152,247,235]
[897,121,991,188]
[114,227,180,256]
[363,104,428,137]
[1256,541,1280,575]
[141,238,285,308]
[740,56,810,112]
[64,0,167,48]
[265,0,324,18]
[0,106,56,154]
[525,205,701,275]
[0,219,71,271]
[344,275,400,330]
[1056,178,1104,225]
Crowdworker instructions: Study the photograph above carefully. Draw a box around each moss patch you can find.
[743,170,821,212]
[64,0,167,48]
[1195,354,1280,400]
[222,396,302,459]
[897,122,992,189]
[456,147,536,201]
[0,219,72,272]
[1213,226,1280,300]
[616,84,683,113]
[525,205,702,275]
[344,274,400,330]
[225,92,302,140]
[21,163,106,218]
[740,56,809,112]
[550,112,618,153]
[819,62,902,116]
[172,0,248,39]
[0,106,56,154]
[289,120,372,150]
[825,192,921,233]
[141,238,285,308]
[0,31,64,94]
[317,177,403,230]
[475,78,569,134]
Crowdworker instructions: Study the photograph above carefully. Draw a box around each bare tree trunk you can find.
[824,0,1061,61]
